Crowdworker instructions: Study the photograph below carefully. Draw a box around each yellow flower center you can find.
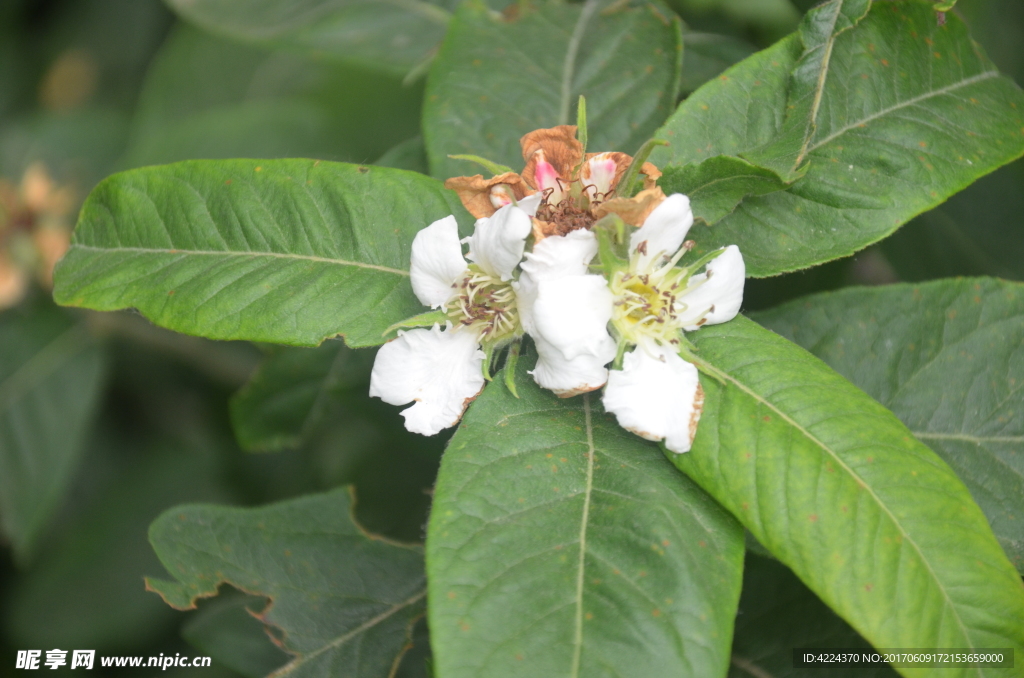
[445,264,519,343]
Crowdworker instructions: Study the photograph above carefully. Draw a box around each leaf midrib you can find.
[67,243,410,276]
[568,394,596,678]
[690,352,979,659]
[805,70,1000,155]
[558,0,600,125]
[269,588,426,678]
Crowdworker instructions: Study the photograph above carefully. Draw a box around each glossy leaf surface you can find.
[148,487,426,678]
[427,366,744,678]
[424,0,682,179]
[672,316,1024,675]
[0,303,105,562]
[53,159,471,347]
[653,1,1024,277]
[754,278,1024,573]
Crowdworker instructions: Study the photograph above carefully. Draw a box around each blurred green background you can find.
[0,0,1020,676]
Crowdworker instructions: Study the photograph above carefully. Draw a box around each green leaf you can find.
[121,26,424,169]
[881,160,1024,282]
[424,0,683,180]
[4,435,230,649]
[671,316,1024,669]
[163,0,451,77]
[743,0,871,180]
[376,136,430,174]
[230,342,373,452]
[652,1,1024,277]
[52,159,472,347]
[753,278,1024,573]
[0,302,106,563]
[427,366,745,678]
[181,592,290,678]
[147,487,426,678]
[729,555,899,678]
[679,31,756,94]
[660,156,788,225]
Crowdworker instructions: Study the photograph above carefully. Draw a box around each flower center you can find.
[445,264,520,343]
[534,197,598,236]
[609,269,685,345]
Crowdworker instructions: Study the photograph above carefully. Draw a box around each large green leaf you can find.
[4,435,229,650]
[230,341,373,452]
[163,0,451,77]
[52,159,472,347]
[0,302,106,563]
[753,278,1024,573]
[424,0,683,180]
[427,366,745,678]
[671,316,1024,675]
[729,555,898,678]
[121,26,423,169]
[181,592,290,678]
[654,0,1024,277]
[147,487,427,678]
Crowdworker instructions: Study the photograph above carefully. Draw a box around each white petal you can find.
[466,203,532,280]
[532,275,614,361]
[410,215,467,308]
[629,193,693,271]
[369,324,485,436]
[516,193,543,217]
[519,229,598,283]
[677,245,745,331]
[602,342,704,453]
[530,332,613,396]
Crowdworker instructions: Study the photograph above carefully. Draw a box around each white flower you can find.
[516,229,616,396]
[603,194,745,453]
[370,204,532,435]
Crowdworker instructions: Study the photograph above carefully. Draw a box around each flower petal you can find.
[676,245,745,331]
[465,203,532,280]
[602,342,704,453]
[530,332,614,397]
[629,193,694,271]
[531,275,614,362]
[369,324,485,436]
[581,151,630,199]
[516,192,543,217]
[519,229,598,283]
[410,215,467,308]
[444,172,533,219]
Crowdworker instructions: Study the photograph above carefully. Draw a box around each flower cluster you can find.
[0,163,75,309]
[370,125,744,453]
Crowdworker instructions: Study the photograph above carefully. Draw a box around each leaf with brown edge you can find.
[146,487,426,678]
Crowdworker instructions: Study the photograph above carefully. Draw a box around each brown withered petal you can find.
[580,151,632,198]
[444,172,533,219]
[520,125,583,190]
[592,186,667,227]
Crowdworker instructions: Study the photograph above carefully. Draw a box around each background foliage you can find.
[2,0,1023,677]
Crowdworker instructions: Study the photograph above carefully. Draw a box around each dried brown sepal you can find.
[593,186,667,227]
[520,125,584,189]
[640,162,662,190]
[444,172,534,219]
